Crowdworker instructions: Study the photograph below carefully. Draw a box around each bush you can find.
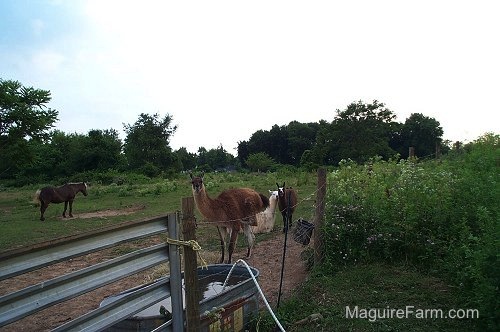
[323,135,499,329]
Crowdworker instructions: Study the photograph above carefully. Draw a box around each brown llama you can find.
[190,173,270,263]
[276,182,298,232]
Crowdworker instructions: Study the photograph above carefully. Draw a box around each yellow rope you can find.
[165,237,208,269]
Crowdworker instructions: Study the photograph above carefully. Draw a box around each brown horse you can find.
[34,182,88,221]
[190,173,269,263]
[276,182,298,232]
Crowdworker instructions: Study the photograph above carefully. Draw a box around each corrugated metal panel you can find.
[52,277,173,332]
[0,244,169,327]
[0,215,169,280]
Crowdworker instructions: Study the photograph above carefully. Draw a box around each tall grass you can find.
[323,133,499,330]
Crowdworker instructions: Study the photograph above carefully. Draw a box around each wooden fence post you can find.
[314,168,326,265]
[435,142,441,159]
[409,146,415,159]
[182,197,200,332]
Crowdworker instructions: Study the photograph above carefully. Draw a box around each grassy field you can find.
[261,263,479,331]
[0,170,484,331]
[0,171,318,251]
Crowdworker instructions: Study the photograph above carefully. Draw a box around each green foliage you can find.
[391,113,444,159]
[240,121,320,166]
[0,79,58,178]
[323,134,499,329]
[239,100,445,168]
[15,129,125,185]
[312,100,399,165]
[174,147,197,171]
[123,113,177,171]
[256,263,479,331]
[196,145,236,171]
[245,152,275,172]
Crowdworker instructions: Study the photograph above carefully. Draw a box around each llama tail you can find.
[33,189,41,206]
[259,193,270,209]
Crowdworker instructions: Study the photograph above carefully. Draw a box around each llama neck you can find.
[269,197,278,210]
[192,185,219,220]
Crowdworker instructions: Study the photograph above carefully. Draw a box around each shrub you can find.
[323,135,499,329]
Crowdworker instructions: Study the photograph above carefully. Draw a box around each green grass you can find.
[1,170,484,331]
[0,171,318,252]
[256,263,480,331]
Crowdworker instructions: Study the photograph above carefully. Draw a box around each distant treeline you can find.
[1,79,456,186]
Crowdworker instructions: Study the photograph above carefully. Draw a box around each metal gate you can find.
[0,213,183,331]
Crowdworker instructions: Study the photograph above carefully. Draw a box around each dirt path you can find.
[0,228,308,331]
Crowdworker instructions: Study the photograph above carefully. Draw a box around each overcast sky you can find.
[1,0,498,155]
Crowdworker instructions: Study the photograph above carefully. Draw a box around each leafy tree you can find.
[327,100,398,164]
[247,129,273,158]
[287,121,319,166]
[246,152,275,172]
[237,140,250,167]
[77,129,124,171]
[391,113,443,158]
[196,145,236,171]
[242,122,317,167]
[174,147,197,171]
[0,79,58,178]
[123,113,177,173]
[268,124,289,164]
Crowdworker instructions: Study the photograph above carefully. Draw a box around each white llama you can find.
[252,190,279,233]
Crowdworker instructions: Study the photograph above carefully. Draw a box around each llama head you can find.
[269,190,278,198]
[190,172,205,194]
[276,182,286,198]
[269,190,279,203]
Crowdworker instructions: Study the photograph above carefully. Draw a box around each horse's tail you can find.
[33,189,41,206]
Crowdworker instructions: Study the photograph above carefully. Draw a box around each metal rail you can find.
[0,216,169,281]
[0,213,184,332]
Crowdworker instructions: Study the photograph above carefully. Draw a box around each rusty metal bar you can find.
[0,244,169,327]
[52,276,172,332]
[0,215,169,280]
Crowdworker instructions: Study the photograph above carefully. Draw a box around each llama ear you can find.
[282,182,285,188]
[189,172,193,179]
[201,171,205,180]
[276,182,279,188]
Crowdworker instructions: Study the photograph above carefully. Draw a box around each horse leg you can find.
[63,201,68,218]
[227,227,239,264]
[68,199,74,217]
[40,201,48,221]
[216,226,227,264]
[243,224,255,259]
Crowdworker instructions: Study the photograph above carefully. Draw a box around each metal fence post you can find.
[168,212,184,331]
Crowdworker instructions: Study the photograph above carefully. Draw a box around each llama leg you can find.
[227,229,239,264]
[243,224,255,259]
[216,227,227,264]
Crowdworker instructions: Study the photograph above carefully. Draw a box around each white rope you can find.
[222,259,286,332]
